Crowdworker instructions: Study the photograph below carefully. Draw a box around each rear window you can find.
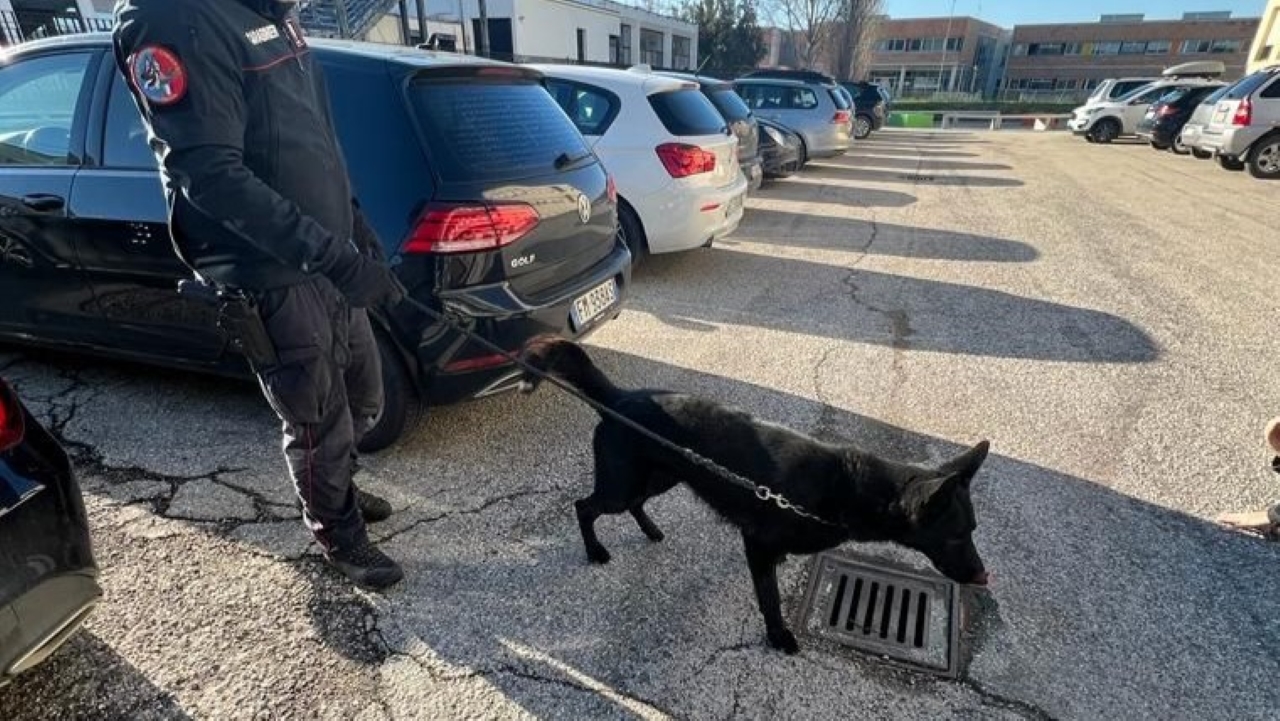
[408,78,593,183]
[1201,85,1232,105]
[830,87,851,110]
[1224,71,1274,100]
[705,86,752,122]
[648,88,727,136]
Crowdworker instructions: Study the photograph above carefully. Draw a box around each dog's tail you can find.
[518,335,621,407]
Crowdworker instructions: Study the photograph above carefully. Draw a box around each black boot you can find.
[356,487,393,523]
[325,539,404,589]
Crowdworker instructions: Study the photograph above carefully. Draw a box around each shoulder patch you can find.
[129,45,188,107]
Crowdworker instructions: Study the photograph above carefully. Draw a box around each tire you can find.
[1084,134,1097,143]
[1191,148,1212,160]
[617,199,648,267]
[1171,135,1191,156]
[358,335,423,454]
[1217,154,1246,172]
[1247,135,1280,179]
[854,114,873,140]
[1089,119,1120,144]
[1150,141,1169,151]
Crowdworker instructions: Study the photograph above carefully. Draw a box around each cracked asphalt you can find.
[3,129,1279,719]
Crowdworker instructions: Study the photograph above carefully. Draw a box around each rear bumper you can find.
[641,173,749,254]
[1199,126,1267,157]
[413,239,633,405]
[803,126,852,157]
[0,572,101,685]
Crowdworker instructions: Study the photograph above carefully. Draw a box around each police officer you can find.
[114,0,405,588]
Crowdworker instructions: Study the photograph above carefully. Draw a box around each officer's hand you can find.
[326,253,404,309]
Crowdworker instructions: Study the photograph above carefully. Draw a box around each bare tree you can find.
[831,0,883,81]
[760,0,844,69]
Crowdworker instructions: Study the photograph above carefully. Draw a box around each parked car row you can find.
[1070,60,1280,181]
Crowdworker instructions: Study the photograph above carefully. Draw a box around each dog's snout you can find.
[968,570,990,586]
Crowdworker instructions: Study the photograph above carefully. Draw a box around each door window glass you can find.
[0,52,91,166]
[104,73,158,169]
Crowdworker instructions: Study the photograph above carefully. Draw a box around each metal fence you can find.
[297,0,398,39]
[0,10,111,47]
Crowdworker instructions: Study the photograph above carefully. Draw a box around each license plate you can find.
[570,278,618,330]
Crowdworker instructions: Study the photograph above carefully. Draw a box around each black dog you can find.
[520,337,991,654]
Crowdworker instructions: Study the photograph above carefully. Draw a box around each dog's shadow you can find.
[359,346,1280,719]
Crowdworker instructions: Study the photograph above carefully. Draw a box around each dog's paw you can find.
[766,628,801,655]
[585,544,612,564]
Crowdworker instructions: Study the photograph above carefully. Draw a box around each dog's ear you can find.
[935,440,990,489]
[902,473,961,516]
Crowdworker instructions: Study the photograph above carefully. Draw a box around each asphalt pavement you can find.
[2,129,1278,720]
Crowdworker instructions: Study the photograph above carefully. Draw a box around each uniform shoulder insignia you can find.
[129,45,189,107]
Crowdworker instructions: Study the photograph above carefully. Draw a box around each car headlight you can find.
[763,126,786,145]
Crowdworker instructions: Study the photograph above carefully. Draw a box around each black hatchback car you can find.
[1,377,100,687]
[1136,84,1226,152]
[0,35,630,451]
[659,72,763,191]
[841,81,889,139]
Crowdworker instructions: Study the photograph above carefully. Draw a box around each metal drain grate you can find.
[798,552,960,676]
[899,174,936,182]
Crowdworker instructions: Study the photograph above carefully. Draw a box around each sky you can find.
[882,0,1266,27]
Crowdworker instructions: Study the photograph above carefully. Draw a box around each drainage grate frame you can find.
[797,551,961,677]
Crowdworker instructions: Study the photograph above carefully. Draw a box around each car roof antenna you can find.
[694,54,712,78]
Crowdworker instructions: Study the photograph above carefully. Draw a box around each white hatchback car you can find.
[535,65,747,260]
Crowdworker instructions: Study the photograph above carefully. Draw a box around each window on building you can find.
[1094,41,1122,55]
[1064,42,1083,55]
[609,35,619,64]
[1145,40,1171,54]
[672,34,691,70]
[619,24,632,64]
[640,28,663,66]
[576,29,586,62]
[1211,39,1242,53]
[1030,43,1065,56]
[946,37,962,52]
[907,38,923,52]
[1182,39,1210,53]
[1012,43,1027,56]
[1120,41,1147,54]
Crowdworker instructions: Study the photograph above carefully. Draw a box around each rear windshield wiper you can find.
[554,150,593,170]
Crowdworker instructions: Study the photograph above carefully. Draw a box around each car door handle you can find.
[21,194,65,213]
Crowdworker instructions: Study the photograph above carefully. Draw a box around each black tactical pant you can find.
[255,278,382,552]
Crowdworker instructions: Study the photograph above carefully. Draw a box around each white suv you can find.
[535,65,748,261]
[1198,65,1280,179]
[1069,62,1226,143]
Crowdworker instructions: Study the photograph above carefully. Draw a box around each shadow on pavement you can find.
[831,156,1014,172]
[634,246,1157,363]
[0,631,191,720]
[807,163,1026,188]
[734,208,1039,262]
[365,346,1280,720]
[848,147,981,159]
[754,180,918,209]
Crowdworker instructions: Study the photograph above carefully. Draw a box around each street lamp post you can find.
[939,0,958,93]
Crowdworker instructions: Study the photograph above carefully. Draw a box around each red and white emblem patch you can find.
[129,45,188,107]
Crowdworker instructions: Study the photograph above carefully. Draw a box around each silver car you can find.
[734,79,853,163]
[1198,65,1280,178]
[1179,84,1234,159]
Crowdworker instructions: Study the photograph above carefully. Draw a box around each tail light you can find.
[606,174,617,204]
[1157,105,1178,118]
[655,143,716,178]
[832,109,852,125]
[403,203,540,254]
[0,380,25,454]
[1233,98,1253,127]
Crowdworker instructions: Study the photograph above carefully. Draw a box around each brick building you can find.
[866,16,1010,96]
[1004,12,1259,96]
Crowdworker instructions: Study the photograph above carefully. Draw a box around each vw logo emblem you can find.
[576,194,592,224]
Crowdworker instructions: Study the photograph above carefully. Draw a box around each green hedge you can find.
[889,102,1078,114]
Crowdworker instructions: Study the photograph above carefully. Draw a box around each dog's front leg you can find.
[742,534,799,654]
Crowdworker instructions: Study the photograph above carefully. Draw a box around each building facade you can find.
[866,16,1010,96]
[382,0,697,68]
[1004,12,1259,95]
[1,0,111,45]
[1251,0,1280,72]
